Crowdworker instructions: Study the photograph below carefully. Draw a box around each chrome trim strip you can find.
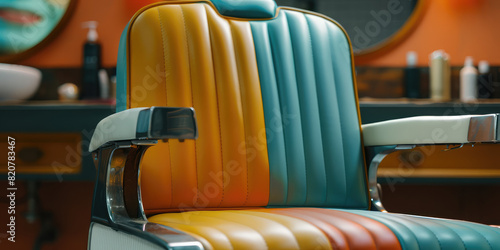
[106,146,132,222]
[369,145,415,212]
[99,142,203,249]
[497,115,500,141]
[136,146,148,221]
[148,107,155,139]
[88,222,94,250]
[468,114,498,142]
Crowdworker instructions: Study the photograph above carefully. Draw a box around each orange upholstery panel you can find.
[127,3,270,213]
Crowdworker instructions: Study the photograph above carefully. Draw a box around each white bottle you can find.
[460,57,478,102]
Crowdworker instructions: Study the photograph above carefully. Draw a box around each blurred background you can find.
[0,0,499,249]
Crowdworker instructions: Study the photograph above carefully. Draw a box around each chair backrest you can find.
[116,0,369,215]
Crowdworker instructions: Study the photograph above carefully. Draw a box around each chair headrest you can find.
[205,0,278,18]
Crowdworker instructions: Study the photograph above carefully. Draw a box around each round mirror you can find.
[0,0,76,62]
[276,0,427,58]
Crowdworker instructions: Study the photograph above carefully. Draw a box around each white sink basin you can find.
[0,63,41,101]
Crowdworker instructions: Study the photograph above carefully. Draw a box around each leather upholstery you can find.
[151,208,500,250]
[252,8,367,208]
[120,0,367,214]
[210,0,277,18]
[362,115,485,146]
[149,208,402,250]
[267,208,401,250]
[343,210,500,250]
[126,2,271,212]
[115,0,500,249]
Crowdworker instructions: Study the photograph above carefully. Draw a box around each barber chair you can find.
[87,1,500,249]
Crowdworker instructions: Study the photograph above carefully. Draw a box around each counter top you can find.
[2,100,499,182]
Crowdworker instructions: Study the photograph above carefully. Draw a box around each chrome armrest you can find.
[89,107,202,250]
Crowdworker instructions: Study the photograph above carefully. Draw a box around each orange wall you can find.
[357,0,500,67]
[17,0,500,68]
[19,0,135,68]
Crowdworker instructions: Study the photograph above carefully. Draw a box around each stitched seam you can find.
[237,211,301,248]
[228,21,250,206]
[313,209,378,249]
[391,214,450,250]
[404,215,497,250]
[324,21,349,208]
[304,14,329,206]
[204,5,225,208]
[337,212,388,249]
[266,16,290,205]
[441,220,493,250]
[179,6,199,207]
[195,212,269,249]
[272,209,342,250]
[283,11,308,206]
[369,213,423,250]
[157,7,174,208]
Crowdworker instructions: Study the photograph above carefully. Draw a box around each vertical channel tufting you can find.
[305,14,348,206]
[228,19,270,206]
[156,5,198,209]
[181,4,223,208]
[249,22,288,205]
[342,210,500,250]
[285,11,327,206]
[129,7,173,210]
[251,10,368,208]
[204,5,249,207]
[265,10,308,206]
[325,20,367,207]
[128,2,270,213]
[127,2,368,212]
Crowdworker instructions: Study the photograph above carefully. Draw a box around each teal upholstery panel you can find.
[251,15,306,205]
[250,22,288,204]
[251,9,369,208]
[211,0,277,18]
[116,23,129,112]
[342,210,500,250]
[286,11,327,205]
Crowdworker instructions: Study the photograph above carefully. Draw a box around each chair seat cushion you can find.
[149,207,400,249]
[149,208,500,250]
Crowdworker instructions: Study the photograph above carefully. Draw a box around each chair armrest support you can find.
[363,114,499,212]
[366,145,415,212]
[362,114,499,147]
[89,107,202,249]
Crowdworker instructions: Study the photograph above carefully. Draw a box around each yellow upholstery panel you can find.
[149,210,332,250]
[127,3,270,213]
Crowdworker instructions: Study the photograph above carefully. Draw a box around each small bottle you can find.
[98,69,110,99]
[477,60,493,99]
[404,51,420,98]
[460,57,478,102]
[81,21,101,100]
[429,50,451,101]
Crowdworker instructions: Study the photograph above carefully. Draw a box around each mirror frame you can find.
[354,0,429,61]
[0,0,78,63]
